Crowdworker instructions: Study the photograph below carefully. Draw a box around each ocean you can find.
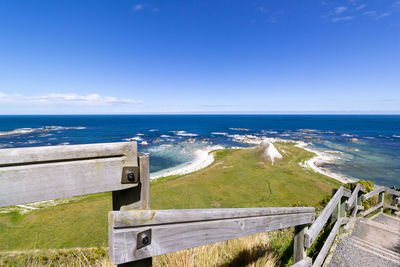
[0,115,399,187]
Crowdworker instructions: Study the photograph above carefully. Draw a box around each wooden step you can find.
[371,212,400,230]
[349,235,400,263]
[351,218,400,254]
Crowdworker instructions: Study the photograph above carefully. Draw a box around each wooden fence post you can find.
[293,224,307,263]
[112,153,151,267]
[378,191,384,213]
[391,194,397,215]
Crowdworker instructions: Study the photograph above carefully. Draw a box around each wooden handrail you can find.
[346,184,365,210]
[109,207,315,264]
[0,142,139,207]
[312,218,348,267]
[363,186,400,201]
[304,187,348,248]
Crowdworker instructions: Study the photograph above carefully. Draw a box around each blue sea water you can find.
[0,115,400,187]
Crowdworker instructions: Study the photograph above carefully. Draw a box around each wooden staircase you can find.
[327,213,400,267]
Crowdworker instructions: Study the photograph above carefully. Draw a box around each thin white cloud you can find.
[334,6,348,14]
[134,4,143,11]
[393,1,400,8]
[376,12,392,19]
[355,4,367,10]
[363,10,377,16]
[133,3,160,13]
[0,92,143,106]
[332,16,355,22]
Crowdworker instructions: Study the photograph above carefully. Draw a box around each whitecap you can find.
[0,128,36,136]
[393,135,400,138]
[211,132,228,136]
[341,134,355,137]
[171,130,198,137]
[123,136,143,141]
[58,142,70,146]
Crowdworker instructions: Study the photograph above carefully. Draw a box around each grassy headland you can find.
[0,142,341,266]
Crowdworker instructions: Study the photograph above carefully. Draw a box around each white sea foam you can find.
[341,133,355,137]
[148,129,159,132]
[0,126,85,137]
[211,132,228,135]
[58,142,70,145]
[295,142,355,184]
[123,136,143,141]
[150,145,223,179]
[393,135,400,138]
[160,134,171,138]
[229,127,249,131]
[171,130,198,137]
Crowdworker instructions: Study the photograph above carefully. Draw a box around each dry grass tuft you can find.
[154,233,277,267]
[0,233,278,266]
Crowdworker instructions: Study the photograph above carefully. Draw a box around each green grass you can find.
[0,143,341,261]
[151,143,341,209]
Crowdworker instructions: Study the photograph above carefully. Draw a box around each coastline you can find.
[149,135,355,185]
[295,142,356,184]
[150,145,224,179]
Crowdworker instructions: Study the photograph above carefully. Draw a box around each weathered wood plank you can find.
[312,219,345,267]
[344,205,361,232]
[0,142,137,166]
[304,187,344,248]
[0,143,138,207]
[362,187,385,200]
[138,153,150,210]
[384,204,399,211]
[112,153,151,267]
[346,184,361,210]
[111,207,315,228]
[0,142,138,207]
[112,154,150,212]
[291,257,312,267]
[360,203,383,217]
[294,224,308,264]
[109,212,315,264]
[342,188,352,198]
[384,187,400,197]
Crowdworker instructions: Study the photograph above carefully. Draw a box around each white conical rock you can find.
[257,141,283,165]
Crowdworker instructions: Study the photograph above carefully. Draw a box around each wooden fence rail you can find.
[109,207,315,264]
[1,142,399,267]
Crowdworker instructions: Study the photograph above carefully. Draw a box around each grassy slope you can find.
[0,143,341,252]
[151,143,341,209]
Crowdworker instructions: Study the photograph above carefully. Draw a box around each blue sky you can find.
[0,0,399,114]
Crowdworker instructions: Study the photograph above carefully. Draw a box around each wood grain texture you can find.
[384,204,399,211]
[291,257,312,267]
[109,211,314,264]
[293,224,308,264]
[362,187,385,200]
[342,188,352,198]
[346,184,362,210]
[344,205,361,232]
[304,187,344,248]
[111,207,315,228]
[360,203,384,217]
[0,142,137,166]
[0,142,138,207]
[312,219,345,267]
[384,187,400,197]
[138,153,150,210]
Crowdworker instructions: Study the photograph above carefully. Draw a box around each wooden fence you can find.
[0,142,399,267]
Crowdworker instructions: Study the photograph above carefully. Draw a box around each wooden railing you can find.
[109,207,315,265]
[1,142,399,267]
[293,185,400,267]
